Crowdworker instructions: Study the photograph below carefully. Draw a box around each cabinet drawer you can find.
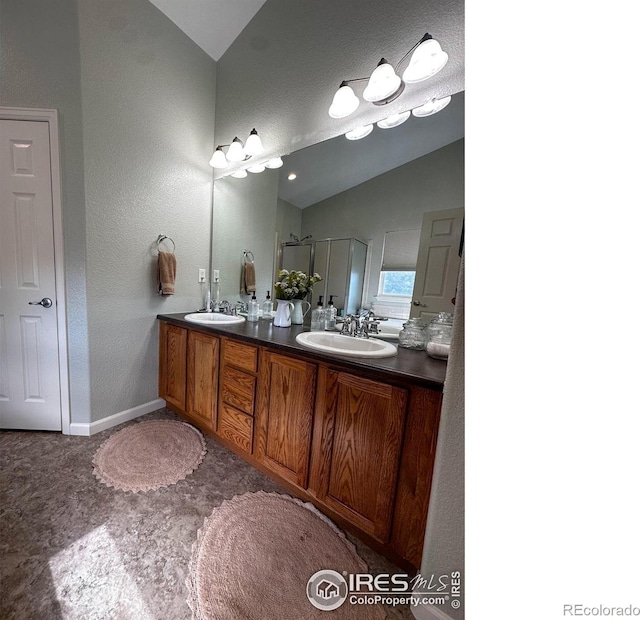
[218,404,253,454]
[222,340,258,372]
[221,366,256,415]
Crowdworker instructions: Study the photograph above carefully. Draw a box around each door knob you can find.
[29,297,53,308]
[412,300,423,307]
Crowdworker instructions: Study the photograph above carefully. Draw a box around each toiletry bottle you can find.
[310,296,325,331]
[212,277,220,312]
[261,290,273,320]
[203,283,212,312]
[247,293,259,322]
[325,295,337,331]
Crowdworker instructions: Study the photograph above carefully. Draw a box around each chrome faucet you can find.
[340,313,380,339]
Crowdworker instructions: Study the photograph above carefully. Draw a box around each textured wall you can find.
[212,170,279,302]
[214,0,464,172]
[77,0,216,421]
[276,198,302,248]
[0,0,92,423]
[301,140,464,304]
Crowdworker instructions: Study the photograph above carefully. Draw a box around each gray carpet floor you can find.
[0,408,413,619]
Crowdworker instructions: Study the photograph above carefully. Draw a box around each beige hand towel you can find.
[157,251,176,295]
[241,261,256,294]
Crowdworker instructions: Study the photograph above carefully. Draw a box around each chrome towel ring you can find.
[157,234,176,252]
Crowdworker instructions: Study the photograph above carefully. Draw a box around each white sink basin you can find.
[296,332,398,358]
[184,312,245,325]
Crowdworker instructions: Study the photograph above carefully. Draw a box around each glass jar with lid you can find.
[426,312,453,359]
[398,318,427,350]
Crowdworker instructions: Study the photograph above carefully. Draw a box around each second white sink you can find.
[184,312,245,325]
[296,331,398,358]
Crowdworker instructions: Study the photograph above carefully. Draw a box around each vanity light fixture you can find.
[345,124,374,140]
[377,111,411,129]
[343,95,452,140]
[265,157,284,169]
[328,32,448,118]
[209,129,264,169]
[231,169,248,178]
[412,95,452,117]
[247,163,266,173]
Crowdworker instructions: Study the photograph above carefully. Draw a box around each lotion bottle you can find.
[261,290,273,320]
[310,296,325,331]
[247,293,259,322]
[325,295,337,331]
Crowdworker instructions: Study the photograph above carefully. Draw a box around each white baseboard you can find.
[411,602,457,620]
[68,398,166,436]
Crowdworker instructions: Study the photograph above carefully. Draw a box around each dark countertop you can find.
[158,313,447,390]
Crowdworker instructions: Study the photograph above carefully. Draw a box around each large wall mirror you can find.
[211,91,464,321]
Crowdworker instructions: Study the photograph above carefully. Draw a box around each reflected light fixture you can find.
[287,172,297,181]
[412,95,452,117]
[345,124,374,140]
[231,169,248,178]
[377,111,411,129]
[328,32,448,118]
[265,157,284,169]
[247,163,266,173]
[209,129,264,169]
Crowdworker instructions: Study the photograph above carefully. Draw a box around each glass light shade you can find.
[412,95,452,117]
[244,129,263,156]
[265,157,283,169]
[231,169,248,178]
[345,124,373,140]
[227,137,245,162]
[247,163,266,173]
[376,111,411,129]
[402,38,449,83]
[363,61,402,103]
[328,84,360,118]
[209,147,228,169]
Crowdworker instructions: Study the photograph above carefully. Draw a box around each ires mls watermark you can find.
[306,569,463,612]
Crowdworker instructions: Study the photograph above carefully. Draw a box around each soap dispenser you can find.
[325,295,338,331]
[247,293,259,322]
[261,291,273,320]
[310,296,325,331]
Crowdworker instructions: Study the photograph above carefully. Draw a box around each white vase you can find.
[290,299,311,325]
[273,300,295,327]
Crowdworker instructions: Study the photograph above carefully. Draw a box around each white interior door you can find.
[410,208,464,322]
[0,119,62,431]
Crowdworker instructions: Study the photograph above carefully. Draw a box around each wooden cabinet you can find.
[186,331,219,430]
[217,339,258,455]
[310,369,408,543]
[255,351,317,488]
[159,322,187,413]
[158,319,443,571]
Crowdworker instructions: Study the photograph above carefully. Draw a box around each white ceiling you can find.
[148,0,267,61]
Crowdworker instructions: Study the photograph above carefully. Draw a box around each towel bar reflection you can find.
[157,235,176,252]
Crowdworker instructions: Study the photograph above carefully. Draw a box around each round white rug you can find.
[92,420,206,492]
[187,491,386,619]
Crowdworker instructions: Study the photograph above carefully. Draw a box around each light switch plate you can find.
[213,269,220,281]
[198,269,206,283]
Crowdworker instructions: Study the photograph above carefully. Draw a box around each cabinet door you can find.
[187,331,219,429]
[315,371,407,542]
[255,352,316,488]
[158,322,187,413]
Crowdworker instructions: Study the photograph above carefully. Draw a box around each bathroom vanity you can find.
[157,313,446,572]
